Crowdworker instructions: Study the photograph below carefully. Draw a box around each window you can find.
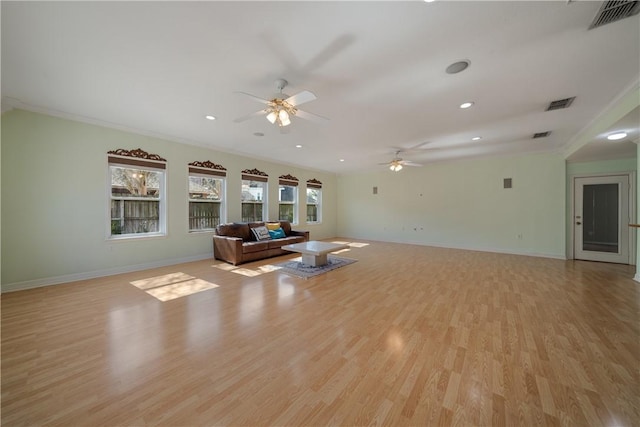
[241,169,268,222]
[279,175,299,224]
[108,148,166,238]
[188,161,227,232]
[306,179,322,223]
[279,185,297,223]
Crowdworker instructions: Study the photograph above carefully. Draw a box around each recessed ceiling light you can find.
[339,159,345,162]
[607,132,627,141]
[205,115,216,120]
[472,136,482,141]
[459,102,474,109]
[295,144,302,148]
[424,0,435,2]
[446,60,470,74]
[253,132,264,137]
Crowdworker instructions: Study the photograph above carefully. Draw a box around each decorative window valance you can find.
[188,160,227,177]
[241,168,268,182]
[108,148,166,169]
[279,174,299,186]
[307,178,323,189]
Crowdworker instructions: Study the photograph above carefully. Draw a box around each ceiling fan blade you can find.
[401,161,423,167]
[233,109,267,123]
[285,90,316,107]
[234,91,271,105]
[409,141,433,150]
[390,141,435,153]
[295,108,329,123]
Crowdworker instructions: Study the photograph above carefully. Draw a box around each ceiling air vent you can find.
[533,131,551,139]
[546,97,575,111]
[589,0,640,30]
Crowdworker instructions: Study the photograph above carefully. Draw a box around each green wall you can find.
[5,108,633,290]
[566,158,637,175]
[1,110,337,290]
[336,153,566,258]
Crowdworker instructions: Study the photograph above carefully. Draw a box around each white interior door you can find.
[574,175,630,264]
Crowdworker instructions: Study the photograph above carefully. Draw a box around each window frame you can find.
[278,183,298,224]
[306,179,323,224]
[306,187,322,224]
[241,173,268,223]
[187,171,226,233]
[107,151,167,240]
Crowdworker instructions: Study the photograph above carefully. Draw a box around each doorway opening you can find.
[572,173,635,264]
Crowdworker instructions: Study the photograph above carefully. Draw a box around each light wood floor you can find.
[2,240,639,426]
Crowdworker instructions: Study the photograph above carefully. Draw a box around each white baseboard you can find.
[634,273,640,283]
[358,237,567,260]
[1,253,213,293]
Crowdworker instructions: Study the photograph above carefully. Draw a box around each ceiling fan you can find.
[234,78,328,128]
[379,151,423,172]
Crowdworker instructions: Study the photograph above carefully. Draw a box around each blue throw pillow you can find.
[268,227,286,239]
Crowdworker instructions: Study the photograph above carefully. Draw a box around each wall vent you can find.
[503,178,513,189]
[589,0,640,30]
[533,131,551,139]
[546,97,575,111]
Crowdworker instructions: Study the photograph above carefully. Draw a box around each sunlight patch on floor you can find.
[231,268,262,277]
[230,264,282,277]
[331,240,370,249]
[131,272,194,290]
[259,264,282,273]
[211,259,283,277]
[130,273,219,301]
[348,242,370,248]
[332,248,351,254]
[212,263,238,271]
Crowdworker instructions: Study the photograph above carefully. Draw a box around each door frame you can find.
[568,171,636,264]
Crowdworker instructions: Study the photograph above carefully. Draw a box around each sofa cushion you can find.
[245,222,266,241]
[279,221,292,236]
[268,228,286,239]
[217,223,251,241]
[266,222,281,231]
[243,241,269,254]
[251,226,271,241]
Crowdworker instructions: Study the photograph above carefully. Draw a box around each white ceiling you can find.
[2,1,639,173]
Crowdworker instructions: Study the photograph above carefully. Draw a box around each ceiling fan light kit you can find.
[381,151,422,172]
[234,78,327,128]
[278,109,291,126]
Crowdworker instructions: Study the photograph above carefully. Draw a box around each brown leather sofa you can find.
[213,221,309,265]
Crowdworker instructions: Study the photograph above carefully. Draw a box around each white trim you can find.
[568,171,636,265]
[562,79,640,158]
[343,237,567,261]
[279,183,299,225]
[187,171,226,232]
[1,253,212,294]
[107,162,168,239]
[306,187,323,225]
[2,99,333,175]
[634,273,640,283]
[241,178,268,222]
